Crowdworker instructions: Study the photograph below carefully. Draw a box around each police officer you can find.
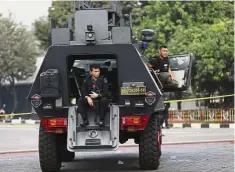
[148,45,178,88]
[78,64,109,127]
[163,102,170,129]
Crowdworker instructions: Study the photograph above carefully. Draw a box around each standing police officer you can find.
[78,64,109,127]
[148,45,178,88]
[163,102,170,129]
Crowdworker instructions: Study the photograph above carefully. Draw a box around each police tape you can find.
[0,94,234,117]
[0,112,31,117]
[164,94,235,103]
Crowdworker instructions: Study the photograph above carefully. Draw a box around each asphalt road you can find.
[0,142,233,172]
[0,125,234,153]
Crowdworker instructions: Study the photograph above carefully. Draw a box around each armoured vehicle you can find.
[27,1,193,172]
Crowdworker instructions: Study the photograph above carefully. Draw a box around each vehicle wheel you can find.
[39,123,61,172]
[158,126,162,158]
[139,114,161,170]
[61,150,75,162]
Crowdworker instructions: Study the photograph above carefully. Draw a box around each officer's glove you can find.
[89,91,99,99]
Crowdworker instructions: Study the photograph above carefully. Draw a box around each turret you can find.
[50,1,133,46]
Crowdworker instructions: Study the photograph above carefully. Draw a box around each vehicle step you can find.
[76,125,110,131]
[85,139,101,145]
[72,145,113,149]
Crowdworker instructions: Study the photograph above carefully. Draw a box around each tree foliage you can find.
[33,1,75,50]
[0,14,39,112]
[133,1,234,95]
[33,16,50,51]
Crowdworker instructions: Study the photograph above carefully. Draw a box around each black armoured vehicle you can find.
[27,1,193,171]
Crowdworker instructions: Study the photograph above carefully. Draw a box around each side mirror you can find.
[141,29,154,42]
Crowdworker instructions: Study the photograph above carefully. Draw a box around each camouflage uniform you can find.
[158,72,178,88]
[149,56,178,88]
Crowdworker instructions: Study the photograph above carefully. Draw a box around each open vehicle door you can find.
[166,53,194,92]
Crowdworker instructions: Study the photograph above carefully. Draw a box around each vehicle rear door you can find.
[168,53,194,91]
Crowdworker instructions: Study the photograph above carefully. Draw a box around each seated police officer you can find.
[78,64,109,127]
[148,45,178,88]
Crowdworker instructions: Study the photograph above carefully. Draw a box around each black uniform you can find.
[149,56,178,87]
[149,56,170,72]
[78,75,109,125]
[163,102,170,128]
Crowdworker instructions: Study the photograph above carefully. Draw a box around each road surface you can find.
[0,142,233,172]
[0,125,234,153]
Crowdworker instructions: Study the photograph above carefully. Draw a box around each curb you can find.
[0,149,38,154]
[161,139,234,145]
[1,139,233,154]
[120,139,234,147]
[0,144,137,154]
[0,119,40,125]
[168,123,234,129]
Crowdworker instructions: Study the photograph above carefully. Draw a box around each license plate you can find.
[120,86,146,95]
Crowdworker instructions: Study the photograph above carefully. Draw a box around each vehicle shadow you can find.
[59,143,235,172]
[61,151,144,172]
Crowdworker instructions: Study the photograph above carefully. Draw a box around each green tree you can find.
[133,1,234,96]
[33,1,75,50]
[33,16,50,50]
[0,14,40,112]
[168,3,234,95]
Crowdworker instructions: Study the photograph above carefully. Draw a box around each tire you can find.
[158,126,162,158]
[57,134,75,162]
[61,150,75,162]
[39,123,61,172]
[139,114,161,170]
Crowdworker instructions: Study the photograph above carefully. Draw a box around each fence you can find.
[169,108,234,123]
